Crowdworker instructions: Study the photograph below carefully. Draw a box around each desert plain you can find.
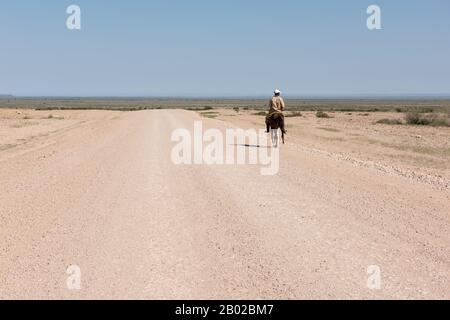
[0,100,449,299]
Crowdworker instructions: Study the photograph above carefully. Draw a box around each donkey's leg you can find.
[280,117,287,135]
[278,117,285,144]
[273,129,279,148]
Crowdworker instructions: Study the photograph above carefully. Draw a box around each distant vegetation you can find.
[286,111,303,118]
[316,111,332,118]
[375,113,450,127]
[1,98,450,114]
[252,111,267,116]
[200,111,219,119]
[405,112,450,127]
[376,118,403,125]
[185,106,213,111]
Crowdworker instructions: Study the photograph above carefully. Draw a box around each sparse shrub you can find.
[395,107,404,113]
[286,112,302,118]
[186,106,214,111]
[335,108,356,112]
[48,114,53,119]
[428,115,450,127]
[200,111,219,119]
[316,111,331,118]
[253,111,267,116]
[233,107,240,113]
[405,112,430,125]
[428,117,450,127]
[405,112,450,127]
[376,118,403,125]
[419,107,434,113]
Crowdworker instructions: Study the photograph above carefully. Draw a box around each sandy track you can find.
[0,110,448,299]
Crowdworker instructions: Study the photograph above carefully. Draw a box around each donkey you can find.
[267,113,286,147]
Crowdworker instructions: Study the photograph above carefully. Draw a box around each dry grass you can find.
[376,118,403,125]
[0,143,17,151]
[316,111,332,118]
[286,111,303,118]
[253,111,267,116]
[405,113,450,127]
[318,127,341,132]
[200,111,219,119]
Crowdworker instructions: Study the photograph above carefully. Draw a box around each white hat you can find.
[274,89,281,94]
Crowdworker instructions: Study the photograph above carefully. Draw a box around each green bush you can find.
[405,113,450,127]
[316,111,331,118]
[405,113,431,125]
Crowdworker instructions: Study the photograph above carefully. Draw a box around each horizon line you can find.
[2,94,450,100]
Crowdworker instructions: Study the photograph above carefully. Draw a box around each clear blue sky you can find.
[1,0,449,97]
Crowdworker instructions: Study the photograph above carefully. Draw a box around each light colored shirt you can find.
[268,96,285,116]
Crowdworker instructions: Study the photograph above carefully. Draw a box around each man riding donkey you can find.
[265,89,287,135]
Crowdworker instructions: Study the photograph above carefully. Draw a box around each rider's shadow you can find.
[229,144,270,149]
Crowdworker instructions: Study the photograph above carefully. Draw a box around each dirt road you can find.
[0,110,449,299]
